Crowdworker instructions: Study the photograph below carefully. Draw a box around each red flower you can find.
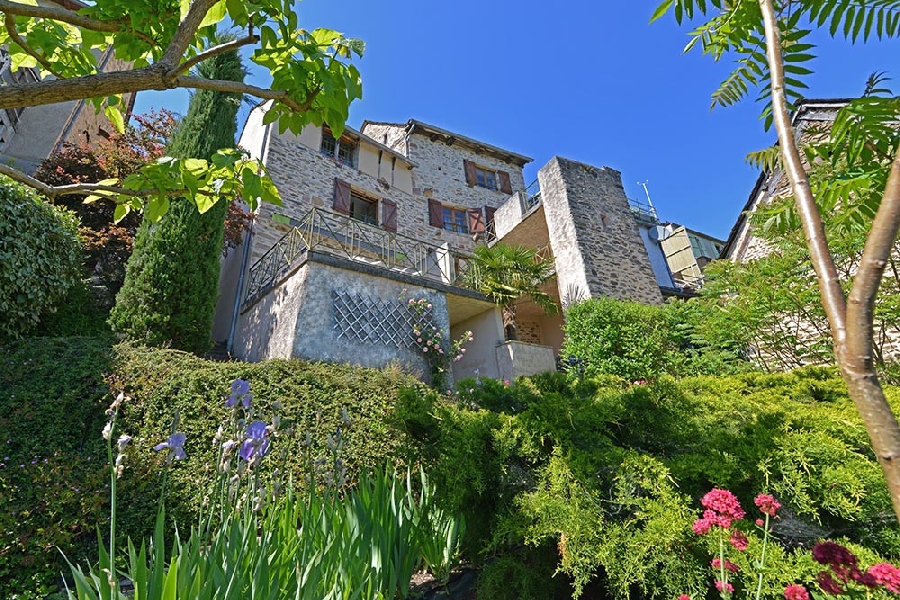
[692,518,712,535]
[730,530,749,551]
[783,584,810,600]
[701,489,746,522]
[678,595,691,600]
[712,558,740,573]
[869,563,900,593]
[754,493,781,517]
[715,581,734,594]
[817,571,845,595]
[812,542,857,569]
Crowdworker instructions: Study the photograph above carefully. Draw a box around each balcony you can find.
[243,206,475,306]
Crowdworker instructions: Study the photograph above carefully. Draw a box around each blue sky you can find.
[134,1,896,240]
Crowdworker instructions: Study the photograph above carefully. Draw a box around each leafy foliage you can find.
[562,296,750,381]
[0,337,425,597]
[402,368,900,599]
[0,177,82,342]
[109,47,245,353]
[466,243,558,340]
[0,0,365,219]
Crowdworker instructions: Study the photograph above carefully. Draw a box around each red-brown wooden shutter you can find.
[428,198,443,227]
[498,171,513,194]
[468,208,485,234]
[484,205,497,233]
[463,160,477,187]
[382,199,398,232]
[333,178,351,214]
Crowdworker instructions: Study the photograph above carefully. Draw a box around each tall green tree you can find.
[653,0,900,520]
[109,45,245,353]
[0,0,363,218]
[467,243,558,341]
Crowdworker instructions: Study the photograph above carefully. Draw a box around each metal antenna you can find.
[637,180,655,208]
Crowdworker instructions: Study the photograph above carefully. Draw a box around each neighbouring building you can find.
[0,40,135,174]
[214,105,723,383]
[722,99,848,262]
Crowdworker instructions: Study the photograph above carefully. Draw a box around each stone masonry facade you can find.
[538,157,664,305]
[223,109,673,375]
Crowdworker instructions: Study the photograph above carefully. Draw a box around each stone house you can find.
[0,2,136,175]
[719,98,900,368]
[215,105,711,382]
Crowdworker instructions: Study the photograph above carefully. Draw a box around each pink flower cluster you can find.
[692,489,746,535]
[754,494,781,517]
[783,584,810,600]
[810,541,898,594]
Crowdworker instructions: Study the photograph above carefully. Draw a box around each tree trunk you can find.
[503,303,517,341]
[760,0,900,523]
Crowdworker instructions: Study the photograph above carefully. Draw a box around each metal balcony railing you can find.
[243,206,475,306]
[523,179,542,212]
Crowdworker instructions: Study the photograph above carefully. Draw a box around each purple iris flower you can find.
[225,378,253,409]
[153,432,187,460]
[239,420,270,462]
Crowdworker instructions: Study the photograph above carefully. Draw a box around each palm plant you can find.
[467,243,558,341]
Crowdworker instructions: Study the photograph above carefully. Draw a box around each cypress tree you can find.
[109,46,245,353]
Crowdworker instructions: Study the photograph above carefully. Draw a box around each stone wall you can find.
[405,130,527,211]
[249,134,480,265]
[495,341,557,381]
[538,156,663,305]
[236,256,450,379]
[360,122,407,154]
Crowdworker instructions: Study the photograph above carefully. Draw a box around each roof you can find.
[719,98,850,260]
[360,119,533,167]
[339,123,418,168]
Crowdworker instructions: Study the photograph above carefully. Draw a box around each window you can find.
[442,207,468,233]
[320,129,358,168]
[350,192,377,225]
[428,199,491,235]
[333,178,397,231]
[463,159,514,194]
[475,167,497,191]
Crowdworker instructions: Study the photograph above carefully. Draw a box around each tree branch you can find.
[0,0,155,45]
[0,0,121,33]
[0,64,171,108]
[159,0,221,70]
[4,13,60,78]
[175,75,321,112]
[0,162,203,200]
[167,33,259,78]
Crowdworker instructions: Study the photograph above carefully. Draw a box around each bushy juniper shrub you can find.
[402,368,900,599]
[0,337,424,597]
[0,177,82,343]
[563,296,752,380]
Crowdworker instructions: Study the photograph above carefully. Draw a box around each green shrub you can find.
[563,297,752,381]
[0,177,82,342]
[0,337,425,597]
[408,369,900,599]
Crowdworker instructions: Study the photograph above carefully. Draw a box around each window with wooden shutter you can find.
[428,198,443,227]
[467,208,485,234]
[463,159,477,187]
[382,199,398,232]
[498,171,513,195]
[333,178,351,214]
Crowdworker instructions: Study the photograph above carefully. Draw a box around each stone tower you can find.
[538,156,663,305]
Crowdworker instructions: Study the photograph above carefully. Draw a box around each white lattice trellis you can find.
[332,291,434,348]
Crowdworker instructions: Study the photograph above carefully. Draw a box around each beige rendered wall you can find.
[450,306,504,380]
[234,262,311,362]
